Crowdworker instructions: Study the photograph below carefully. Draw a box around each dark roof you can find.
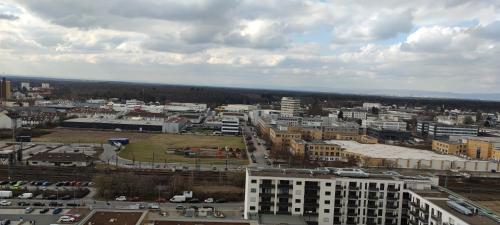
[28,153,93,162]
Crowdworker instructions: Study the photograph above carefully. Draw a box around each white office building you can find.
[221,117,240,135]
[281,97,302,117]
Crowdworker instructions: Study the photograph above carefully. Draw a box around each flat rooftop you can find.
[325,140,466,161]
[248,168,434,182]
[414,189,500,225]
[65,117,164,126]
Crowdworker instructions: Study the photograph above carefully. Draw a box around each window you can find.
[325,191,331,196]
[296,181,302,185]
[251,188,256,193]
[250,206,255,210]
[326,182,331,187]
[324,209,330,213]
[295,208,300,212]
[295,199,301,203]
[325,200,330,204]
[251,179,257,183]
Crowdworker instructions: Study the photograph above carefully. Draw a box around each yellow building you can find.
[432,140,466,155]
[269,127,302,152]
[466,138,496,160]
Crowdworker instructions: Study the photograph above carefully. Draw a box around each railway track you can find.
[0,165,234,185]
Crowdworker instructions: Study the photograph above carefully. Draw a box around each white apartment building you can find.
[221,117,240,135]
[363,103,382,109]
[343,109,368,120]
[281,97,302,117]
[244,168,496,225]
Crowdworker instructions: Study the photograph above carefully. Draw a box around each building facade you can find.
[244,168,497,225]
[281,97,301,117]
[221,117,240,135]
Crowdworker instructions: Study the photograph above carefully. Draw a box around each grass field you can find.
[33,129,247,165]
[118,134,247,165]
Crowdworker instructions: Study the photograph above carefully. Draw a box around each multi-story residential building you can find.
[289,140,344,161]
[343,109,368,120]
[281,97,301,117]
[244,168,498,225]
[0,77,11,100]
[269,126,302,151]
[244,168,435,225]
[432,140,467,155]
[221,117,240,135]
[417,122,478,138]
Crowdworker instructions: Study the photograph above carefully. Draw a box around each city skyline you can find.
[1,1,500,95]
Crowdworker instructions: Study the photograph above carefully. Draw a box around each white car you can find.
[204,198,214,203]
[0,200,12,206]
[115,196,126,201]
[148,204,160,209]
[58,216,75,222]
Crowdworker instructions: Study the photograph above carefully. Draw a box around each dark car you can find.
[215,198,227,203]
[0,180,8,185]
[46,195,57,200]
[60,195,72,200]
[33,202,45,207]
[189,198,200,203]
[52,208,62,214]
[66,203,80,207]
[17,202,30,206]
[39,208,49,214]
[55,182,64,187]
[49,202,62,207]
[0,219,11,225]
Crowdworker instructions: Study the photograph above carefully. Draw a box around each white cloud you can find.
[1,0,500,94]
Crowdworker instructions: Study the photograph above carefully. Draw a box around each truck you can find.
[0,191,12,199]
[18,193,33,199]
[169,195,186,203]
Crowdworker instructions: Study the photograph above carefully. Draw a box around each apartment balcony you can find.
[277,193,292,198]
[260,201,274,206]
[409,210,418,218]
[259,192,274,197]
[409,219,418,225]
[276,211,291,215]
[304,185,320,191]
[278,183,293,188]
[387,187,399,192]
[347,211,357,217]
[260,183,274,188]
[368,187,379,192]
[258,210,273,214]
[277,201,292,206]
[304,202,319,208]
[430,214,441,222]
[385,213,398,219]
[366,221,377,225]
[303,211,318,216]
[367,211,377,217]
[347,202,358,208]
[348,186,360,190]
[348,194,360,199]
[335,185,342,189]
[368,194,380,200]
[387,203,399,209]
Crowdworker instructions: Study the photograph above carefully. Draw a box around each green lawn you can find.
[118,134,247,165]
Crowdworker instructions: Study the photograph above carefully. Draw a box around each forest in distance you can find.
[8,76,500,112]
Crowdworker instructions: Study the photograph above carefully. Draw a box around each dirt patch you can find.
[85,211,143,225]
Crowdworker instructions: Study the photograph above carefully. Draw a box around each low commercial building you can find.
[465,137,500,160]
[366,127,411,142]
[432,139,466,155]
[62,117,164,132]
[27,153,93,167]
[163,117,187,133]
[417,122,478,138]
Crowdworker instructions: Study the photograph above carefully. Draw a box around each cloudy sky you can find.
[1,0,500,94]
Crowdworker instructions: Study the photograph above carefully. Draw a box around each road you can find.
[242,125,270,168]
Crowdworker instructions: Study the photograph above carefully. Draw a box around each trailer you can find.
[0,191,13,199]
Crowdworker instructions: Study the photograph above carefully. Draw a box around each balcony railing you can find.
[260,183,274,188]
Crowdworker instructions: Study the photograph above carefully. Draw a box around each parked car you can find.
[60,195,72,200]
[175,205,185,210]
[0,200,12,206]
[17,202,30,206]
[33,202,45,207]
[39,208,49,214]
[25,207,34,214]
[58,216,75,222]
[49,202,63,207]
[148,204,160,210]
[204,198,214,203]
[215,198,227,203]
[189,198,200,203]
[115,196,127,201]
[52,208,63,214]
